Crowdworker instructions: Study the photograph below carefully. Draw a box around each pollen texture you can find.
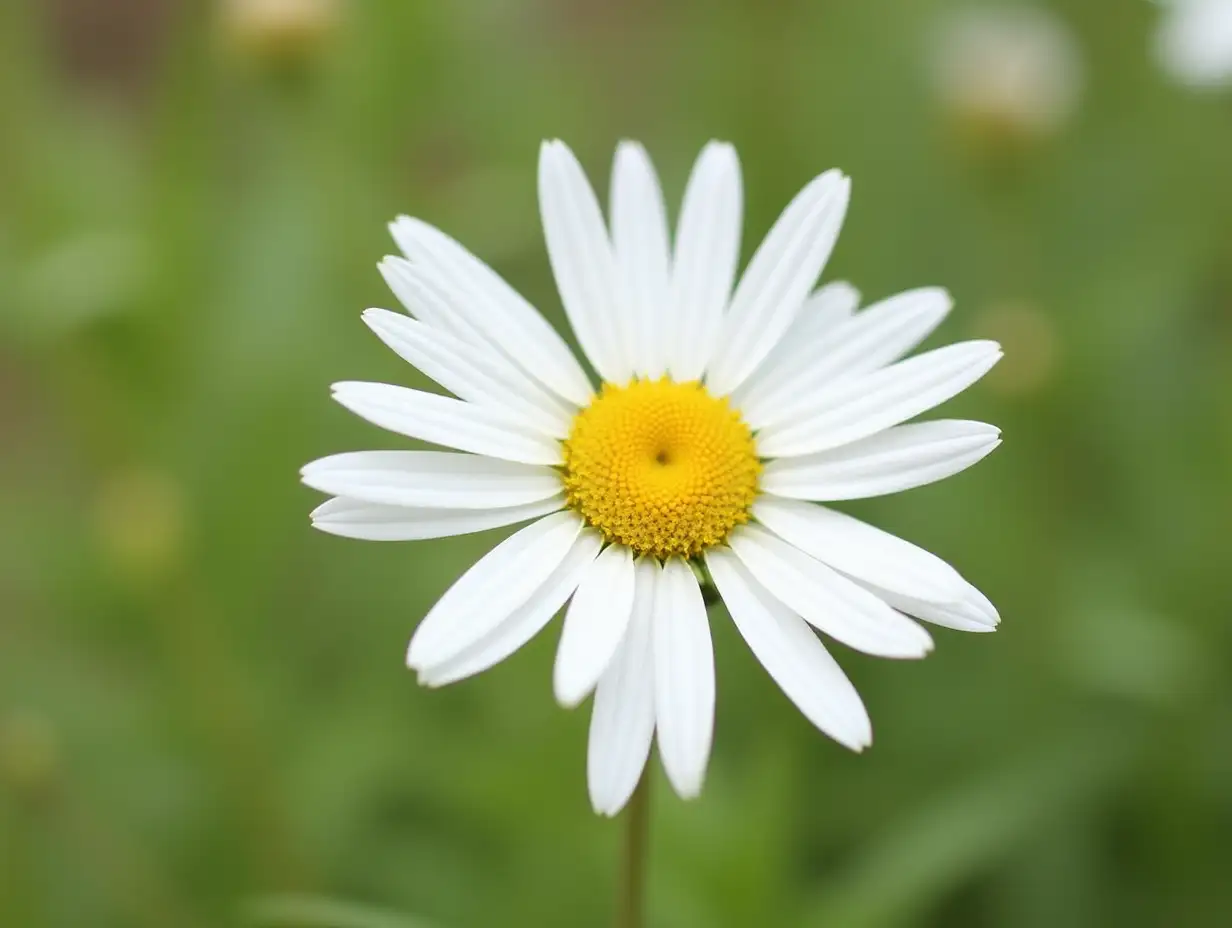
[562,378,761,559]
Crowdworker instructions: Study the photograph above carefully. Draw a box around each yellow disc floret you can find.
[561,378,761,559]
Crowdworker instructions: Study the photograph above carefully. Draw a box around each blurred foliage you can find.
[2,1,1232,926]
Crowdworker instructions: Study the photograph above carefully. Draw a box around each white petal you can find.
[587,557,658,816]
[727,524,933,659]
[378,258,581,422]
[797,281,862,335]
[859,585,999,633]
[553,543,637,708]
[760,420,1002,500]
[418,529,604,686]
[830,287,953,377]
[731,281,861,411]
[752,497,968,605]
[406,511,583,669]
[739,287,952,430]
[667,142,742,382]
[388,219,594,406]
[769,280,864,357]
[960,582,1001,626]
[539,140,628,384]
[611,142,671,379]
[301,451,562,510]
[756,340,1002,459]
[362,309,571,438]
[378,256,474,341]
[331,382,563,466]
[310,495,563,541]
[653,558,715,799]
[706,547,871,750]
[705,170,851,397]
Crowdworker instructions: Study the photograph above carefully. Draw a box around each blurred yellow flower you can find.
[93,467,186,587]
[974,300,1060,396]
[220,0,339,67]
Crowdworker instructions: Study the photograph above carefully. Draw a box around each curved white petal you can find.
[760,420,1001,501]
[362,309,571,438]
[309,496,563,542]
[796,281,863,335]
[554,543,637,708]
[301,451,562,510]
[706,547,871,750]
[406,511,584,669]
[377,258,580,422]
[828,287,953,378]
[960,582,1001,626]
[611,141,671,379]
[756,340,1002,459]
[653,558,715,799]
[379,256,474,341]
[739,287,952,430]
[587,557,658,816]
[539,140,628,384]
[731,281,862,413]
[727,524,933,659]
[388,218,594,406]
[752,497,969,605]
[331,382,563,466]
[667,142,742,382]
[858,584,999,633]
[705,170,851,397]
[418,529,604,686]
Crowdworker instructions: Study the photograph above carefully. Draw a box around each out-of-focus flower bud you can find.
[0,710,60,803]
[929,5,1083,148]
[219,0,340,71]
[972,300,1059,396]
[94,467,187,588]
[1154,0,1232,90]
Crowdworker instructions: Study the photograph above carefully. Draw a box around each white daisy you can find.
[1154,0,1232,89]
[302,140,1003,816]
[929,5,1083,140]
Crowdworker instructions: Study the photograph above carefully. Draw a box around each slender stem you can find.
[615,768,651,928]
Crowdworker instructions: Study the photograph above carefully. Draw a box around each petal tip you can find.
[673,778,704,801]
[615,138,646,156]
[360,307,391,329]
[406,634,432,670]
[553,668,587,709]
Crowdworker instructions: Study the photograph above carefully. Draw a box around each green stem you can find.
[615,768,651,928]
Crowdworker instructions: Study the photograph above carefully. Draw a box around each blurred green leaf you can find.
[803,728,1136,928]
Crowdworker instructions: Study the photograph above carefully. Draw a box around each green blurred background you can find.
[2,1,1231,926]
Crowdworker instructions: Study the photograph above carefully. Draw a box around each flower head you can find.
[303,140,1003,815]
[221,0,339,68]
[1155,0,1232,89]
[929,5,1083,143]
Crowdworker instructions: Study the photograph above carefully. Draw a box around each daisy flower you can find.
[928,4,1083,142]
[1154,0,1232,89]
[302,140,1002,816]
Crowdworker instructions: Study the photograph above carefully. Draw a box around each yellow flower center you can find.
[561,378,761,559]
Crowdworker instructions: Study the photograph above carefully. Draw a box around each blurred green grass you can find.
[2,1,1231,926]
